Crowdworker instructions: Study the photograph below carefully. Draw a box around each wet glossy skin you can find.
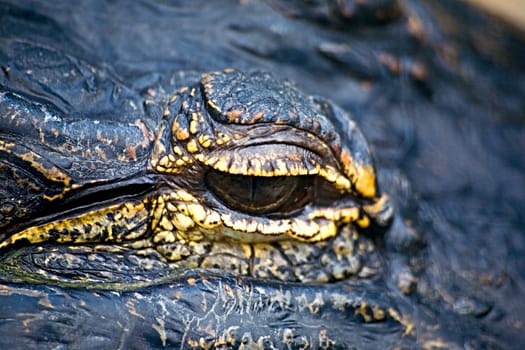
[1,0,525,349]
[0,69,392,285]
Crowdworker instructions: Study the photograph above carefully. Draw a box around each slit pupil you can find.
[250,177,256,204]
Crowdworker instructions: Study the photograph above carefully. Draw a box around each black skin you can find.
[1,0,525,349]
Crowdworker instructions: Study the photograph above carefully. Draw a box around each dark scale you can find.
[1,0,524,349]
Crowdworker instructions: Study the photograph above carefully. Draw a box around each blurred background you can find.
[466,0,525,31]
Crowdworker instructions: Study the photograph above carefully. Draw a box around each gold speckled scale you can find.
[0,69,392,283]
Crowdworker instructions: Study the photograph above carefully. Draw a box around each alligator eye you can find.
[205,169,313,215]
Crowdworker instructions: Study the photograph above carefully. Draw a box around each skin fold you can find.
[0,0,524,348]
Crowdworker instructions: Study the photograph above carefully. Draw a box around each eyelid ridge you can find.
[195,143,352,192]
[196,143,322,177]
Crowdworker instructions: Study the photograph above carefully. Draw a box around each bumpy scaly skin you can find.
[0,69,392,283]
[2,0,525,348]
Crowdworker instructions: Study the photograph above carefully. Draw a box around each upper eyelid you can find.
[197,143,324,177]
